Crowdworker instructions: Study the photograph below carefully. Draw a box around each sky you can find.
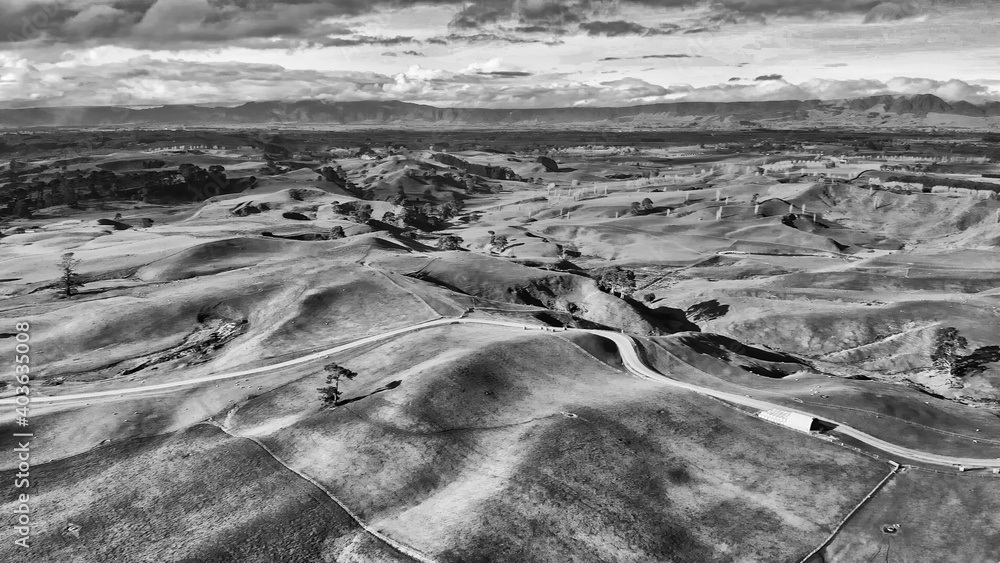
[0,0,998,109]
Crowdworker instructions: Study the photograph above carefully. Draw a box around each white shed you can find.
[758,409,816,433]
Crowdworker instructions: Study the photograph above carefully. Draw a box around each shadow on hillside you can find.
[335,380,403,407]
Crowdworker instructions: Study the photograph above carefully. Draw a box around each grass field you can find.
[635,335,1000,460]
[220,324,892,561]
[820,468,1000,562]
[0,424,411,563]
[3,135,1000,562]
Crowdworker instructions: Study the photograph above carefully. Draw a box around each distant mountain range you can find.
[2,95,1000,129]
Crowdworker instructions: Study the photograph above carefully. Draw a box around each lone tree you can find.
[317,362,358,405]
[57,252,83,297]
[641,197,654,210]
[931,326,968,376]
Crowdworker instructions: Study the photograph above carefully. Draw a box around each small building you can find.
[758,409,817,433]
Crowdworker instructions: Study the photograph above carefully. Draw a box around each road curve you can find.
[6,316,999,469]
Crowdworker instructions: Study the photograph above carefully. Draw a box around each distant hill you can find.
[2,95,1000,129]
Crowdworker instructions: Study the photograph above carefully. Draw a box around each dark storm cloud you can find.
[0,1,151,43]
[0,0,947,52]
[449,1,511,29]
[448,0,585,31]
[703,0,946,24]
[0,0,457,47]
[322,36,416,47]
[579,20,676,36]
[514,25,559,33]
[435,33,549,44]
[708,0,883,18]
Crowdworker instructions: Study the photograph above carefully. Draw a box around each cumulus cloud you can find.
[666,76,997,104]
[1,50,997,110]
[884,76,992,99]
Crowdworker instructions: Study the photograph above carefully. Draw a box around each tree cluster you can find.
[592,266,636,298]
[931,327,1000,379]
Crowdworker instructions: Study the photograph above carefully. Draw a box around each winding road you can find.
[6,317,999,470]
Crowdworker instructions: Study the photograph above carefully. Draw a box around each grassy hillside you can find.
[0,424,411,563]
[820,468,1000,562]
[221,325,890,562]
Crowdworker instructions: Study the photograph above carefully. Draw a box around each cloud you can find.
[434,32,554,44]
[863,2,923,23]
[322,35,416,47]
[600,53,698,61]
[513,25,555,33]
[755,74,783,81]
[662,76,997,104]
[449,0,585,32]
[884,76,991,100]
[692,0,960,28]
[599,77,671,96]
[448,1,512,30]
[479,70,532,77]
[709,0,885,19]
[579,20,676,36]
[1,51,996,110]
[0,0,451,48]
[460,58,533,77]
